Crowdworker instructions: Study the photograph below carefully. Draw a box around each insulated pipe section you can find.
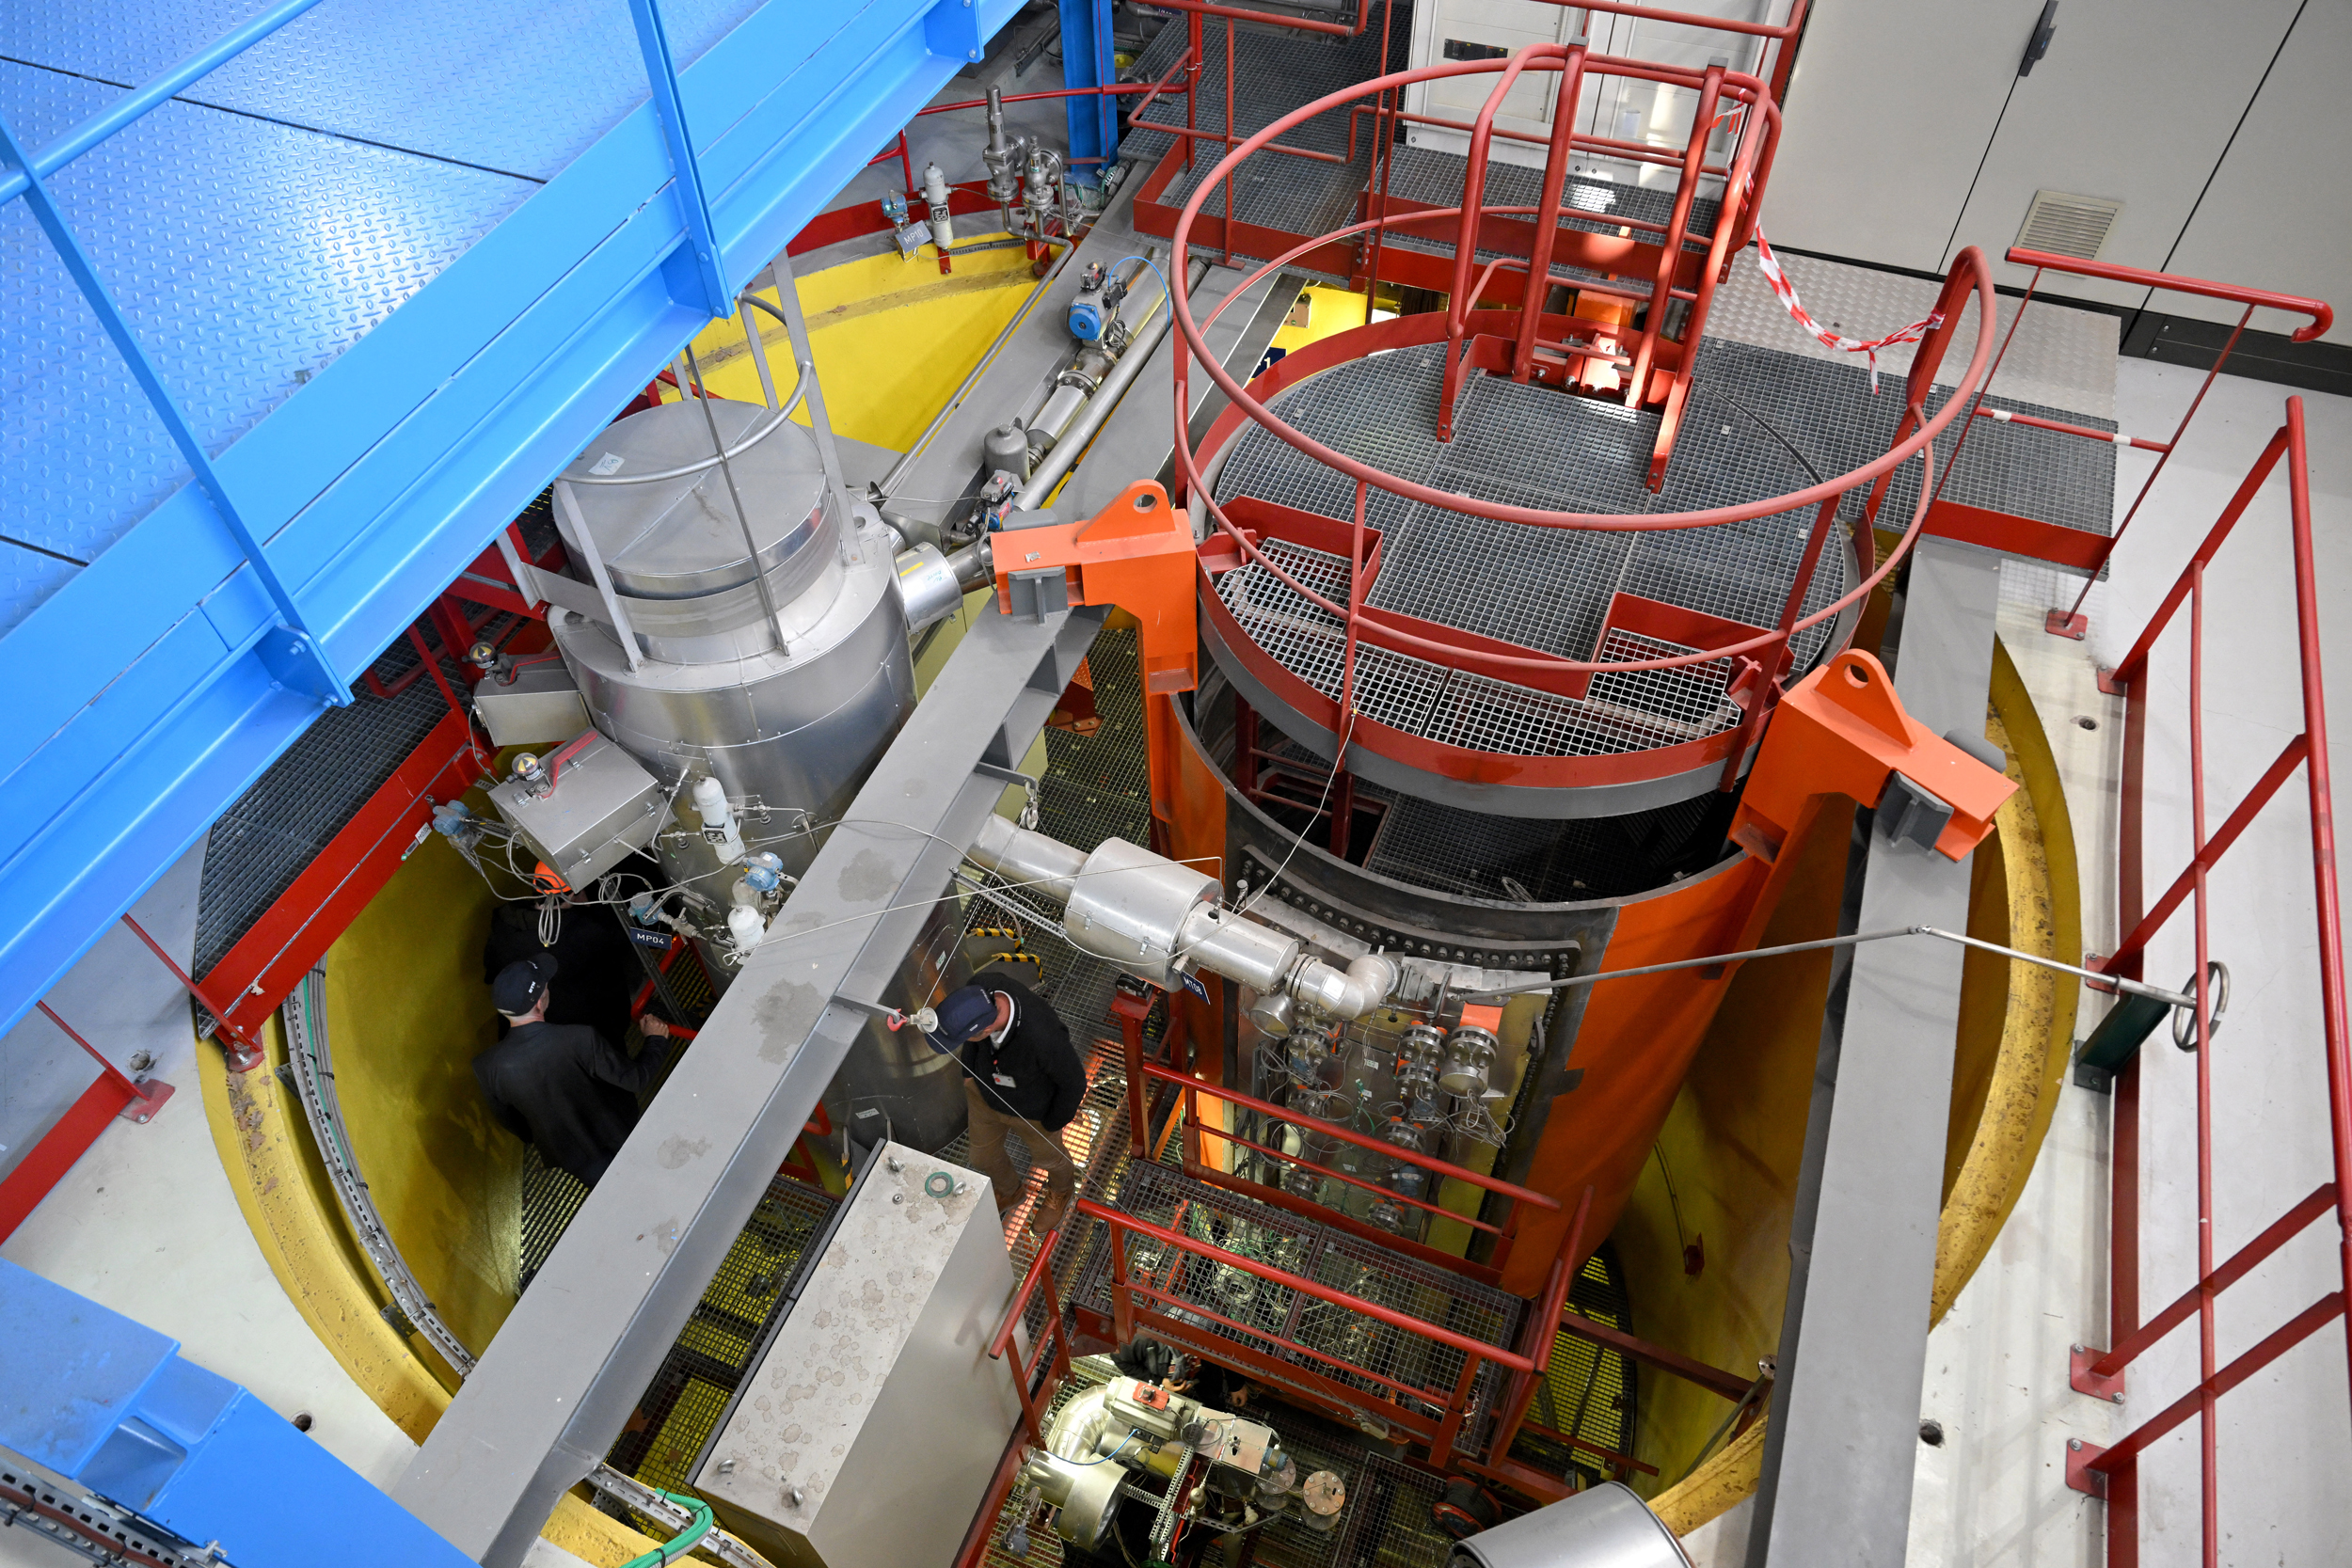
[1011,259,1196,511]
[970,811,1089,903]
[967,817,1398,1018]
[893,537,993,632]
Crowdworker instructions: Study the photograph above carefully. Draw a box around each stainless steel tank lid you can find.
[560,400,829,601]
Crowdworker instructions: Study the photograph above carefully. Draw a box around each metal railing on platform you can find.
[2060,392,2348,1568]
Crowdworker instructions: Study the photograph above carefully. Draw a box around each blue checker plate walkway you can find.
[0,0,1023,1034]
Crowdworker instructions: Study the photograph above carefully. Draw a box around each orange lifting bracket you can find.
[1729,650,2015,865]
[993,480,1200,828]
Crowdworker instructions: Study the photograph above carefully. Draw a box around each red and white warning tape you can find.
[1755,230,1942,393]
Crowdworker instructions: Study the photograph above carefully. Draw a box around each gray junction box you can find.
[471,652,591,747]
[693,1143,1023,1568]
[485,730,666,889]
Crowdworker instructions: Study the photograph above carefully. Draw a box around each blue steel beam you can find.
[0,0,1025,1038]
[0,1259,473,1567]
[1061,0,1118,183]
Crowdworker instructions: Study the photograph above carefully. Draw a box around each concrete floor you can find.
[0,846,421,1567]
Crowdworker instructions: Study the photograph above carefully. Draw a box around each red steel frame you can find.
[2058,394,2349,1568]
[1176,248,1996,807]
[1085,1195,1543,1470]
[0,1005,176,1243]
[1917,245,2331,642]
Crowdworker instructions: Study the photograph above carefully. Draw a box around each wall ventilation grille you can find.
[2017,189,2123,261]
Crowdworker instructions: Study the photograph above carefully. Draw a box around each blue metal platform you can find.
[0,0,1020,1034]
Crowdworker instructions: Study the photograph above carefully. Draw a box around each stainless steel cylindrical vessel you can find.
[552,402,916,890]
[549,400,961,1148]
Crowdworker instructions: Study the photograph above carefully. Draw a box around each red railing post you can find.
[1621,63,1721,406]
[1438,48,1549,441]
[1427,1349,1484,1471]
[1108,1217,1135,1342]
[1115,983,1152,1159]
[120,912,264,1070]
[1507,44,1589,386]
[1490,1185,1591,1463]
[2060,396,2348,1565]
[2282,397,2352,1410]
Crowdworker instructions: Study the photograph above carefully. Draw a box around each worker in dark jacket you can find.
[474,954,674,1188]
[482,897,638,1052]
[929,973,1087,1235]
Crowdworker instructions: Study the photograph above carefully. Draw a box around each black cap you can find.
[492,953,558,1017]
[924,983,1000,1053]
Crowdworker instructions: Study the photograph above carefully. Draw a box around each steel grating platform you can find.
[1121,2,1412,258]
[1209,322,2115,777]
[191,659,467,976]
[600,1172,838,1507]
[1213,344,1835,763]
[1372,143,1722,285]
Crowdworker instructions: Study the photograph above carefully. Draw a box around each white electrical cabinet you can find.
[1403,0,1791,178]
[692,1144,1024,1568]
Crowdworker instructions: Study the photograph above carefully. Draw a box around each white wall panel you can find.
[2149,2,2351,345]
[1759,0,2030,271]
[1940,0,2302,308]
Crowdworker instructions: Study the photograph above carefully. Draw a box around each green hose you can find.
[618,1490,715,1567]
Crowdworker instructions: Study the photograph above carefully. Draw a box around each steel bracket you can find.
[254,626,349,706]
[2064,1438,2109,1498]
[118,1079,175,1125]
[1728,649,2016,865]
[2045,609,2089,640]
[925,0,985,62]
[2070,1343,2126,1402]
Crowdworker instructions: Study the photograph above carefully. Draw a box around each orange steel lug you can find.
[993,480,1199,828]
[1456,1002,1504,1035]
[1728,649,2014,865]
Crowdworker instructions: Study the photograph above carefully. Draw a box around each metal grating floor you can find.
[1213,321,2117,775]
[1214,347,1815,764]
[1511,1246,1638,1488]
[1687,336,2118,537]
[601,1174,838,1503]
[1371,144,1721,285]
[1120,3,1412,261]
[516,1145,588,1291]
[192,667,467,976]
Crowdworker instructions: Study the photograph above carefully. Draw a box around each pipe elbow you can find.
[1288,952,1397,1021]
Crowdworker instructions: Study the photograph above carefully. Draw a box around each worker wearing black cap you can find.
[930,973,1086,1235]
[473,953,675,1189]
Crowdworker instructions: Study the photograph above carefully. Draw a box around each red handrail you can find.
[1142,1063,1561,1211]
[2007,246,2332,341]
[1085,1198,1538,1370]
[1913,247,2336,636]
[988,1227,1074,1448]
[2067,399,2350,1568]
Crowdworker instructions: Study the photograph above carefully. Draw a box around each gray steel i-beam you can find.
[393,599,1105,1567]
[1746,538,2003,1568]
